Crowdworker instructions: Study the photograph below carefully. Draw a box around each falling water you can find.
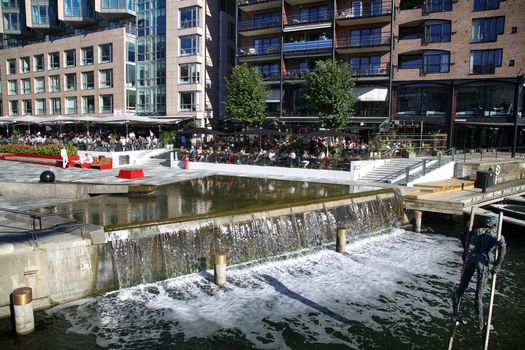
[107,196,402,289]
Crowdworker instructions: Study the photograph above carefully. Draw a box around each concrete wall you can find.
[409,161,455,187]
[455,160,525,184]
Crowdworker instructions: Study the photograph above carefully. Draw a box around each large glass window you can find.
[298,6,329,23]
[81,47,94,65]
[350,56,382,76]
[65,49,76,67]
[99,43,113,63]
[22,100,32,115]
[397,86,449,116]
[8,80,17,95]
[255,63,279,80]
[66,97,77,114]
[21,78,31,94]
[3,11,21,31]
[35,99,45,115]
[179,91,199,111]
[34,54,44,71]
[65,73,76,91]
[473,0,501,11]
[179,63,200,84]
[425,0,452,13]
[472,17,505,43]
[9,100,18,116]
[254,37,279,54]
[350,28,382,47]
[179,6,199,29]
[50,98,61,115]
[20,57,30,73]
[180,35,200,56]
[7,59,16,75]
[32,4,53,25]
[100,95,113,113]
[469,49,502,74]
[82,96,95,113]
[399,55,423,69]
[82,71,94,90]
[49,52,60,69]
[457,83,514,117]
[34,77,45,93]
[49,75,60,92]
[425,20,451,43]
[423,50,450,73]
[99,69,113,88]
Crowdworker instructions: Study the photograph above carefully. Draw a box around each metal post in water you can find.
[336,227,347,253]
[413,211,422,233]
[12,287,34,335]
[214,251,227,286]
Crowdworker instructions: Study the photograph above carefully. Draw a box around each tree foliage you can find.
[224,64,270,128]
[301,60,357,129]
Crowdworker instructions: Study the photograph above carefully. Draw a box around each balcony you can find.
[283,69,310,81]
[238,0,281,12]
[336,33,390,54]
[238,17,281,37]
[337,0,391,26]
[283,13,332,32]
[283,39,332,56]
[238,45,281,62]
[351,64,390,79]
[260,71,281,82]
[97,0,137,20]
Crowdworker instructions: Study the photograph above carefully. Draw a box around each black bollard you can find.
[39,171,55,183]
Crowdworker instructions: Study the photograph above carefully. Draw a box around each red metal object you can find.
[184,156,189,170]
[118,169,144,179]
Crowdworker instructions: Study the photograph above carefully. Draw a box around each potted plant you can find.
[404,145,416,158]
[162,131,174,149]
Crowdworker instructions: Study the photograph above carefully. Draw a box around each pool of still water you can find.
[39,176,379,227]
[0,215,523,350]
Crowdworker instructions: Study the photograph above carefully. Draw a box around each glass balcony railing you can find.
[260,71,280,81]
[238,17,281,32]
[238,45,280,57]
[283,39,332,53]
[238,0,279,6]
[284,69,310,80]
[337,1,392,19]
[337,33,390,49]
[101,0,136,11]
[285,12,332,26]
[351,63,389,77]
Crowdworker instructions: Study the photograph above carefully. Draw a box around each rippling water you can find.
[1,228,524,350]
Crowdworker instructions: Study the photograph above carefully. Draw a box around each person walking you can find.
[60,145,69,169]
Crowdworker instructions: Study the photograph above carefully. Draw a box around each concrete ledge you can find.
[0,182,130,199]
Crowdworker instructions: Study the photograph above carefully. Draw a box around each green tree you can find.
[301,60,357,129]
[224,64,270,128]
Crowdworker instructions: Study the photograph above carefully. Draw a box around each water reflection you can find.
[40,176,378,227]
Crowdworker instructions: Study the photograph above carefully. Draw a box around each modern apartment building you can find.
[392,0,524,149]
[236,0,525,149]
[237,0,392,131]
[0,0,236,127]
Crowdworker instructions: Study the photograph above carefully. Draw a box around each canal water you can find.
[1,216,523,349]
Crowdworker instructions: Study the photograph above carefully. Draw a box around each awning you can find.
[266,89,281,103]
[354,87,388,102]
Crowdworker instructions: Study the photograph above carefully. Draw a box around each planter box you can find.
[2,153,80,167]
[118,169,144,179]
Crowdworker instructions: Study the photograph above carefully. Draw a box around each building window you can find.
[65,49,76,67]
[127,41,135,62]
[82,71,94,90]
[22,100,32,115]
[179,6,200,29]
[100,95,113,113]
[3,11,20,31]
[20,57,30,73]
[81,47,94,66]
[8,80,17,95]
[254,37,279,54]
[9,100,18,116]
[82,96,95,114]
[49,75,60,92]
[473,0,501,11]
[50,98,61,115]
[35,99,45,115]
[457,82,514,117]
[21,78,31,95]
[99,43,112,63]
[425,20,451,43]
[179,63,200,84]
[179,91,199,111]
[472,17,505,43]
[425,0,452,14]
[32,4,51,25]
[349,28,382,47]
[66,97,77,114]
[350,56,382,76]
[469,49,502,74]
[397,86,448,116]
[255,63,279,80]
[423,50,450,73]
[180,35,200,56]
[49,52,60,69]
[65,73,76,91]
[34,54,44,71]
[7,59,16,75]
[34,77,45,93]
[99,69,113,88]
